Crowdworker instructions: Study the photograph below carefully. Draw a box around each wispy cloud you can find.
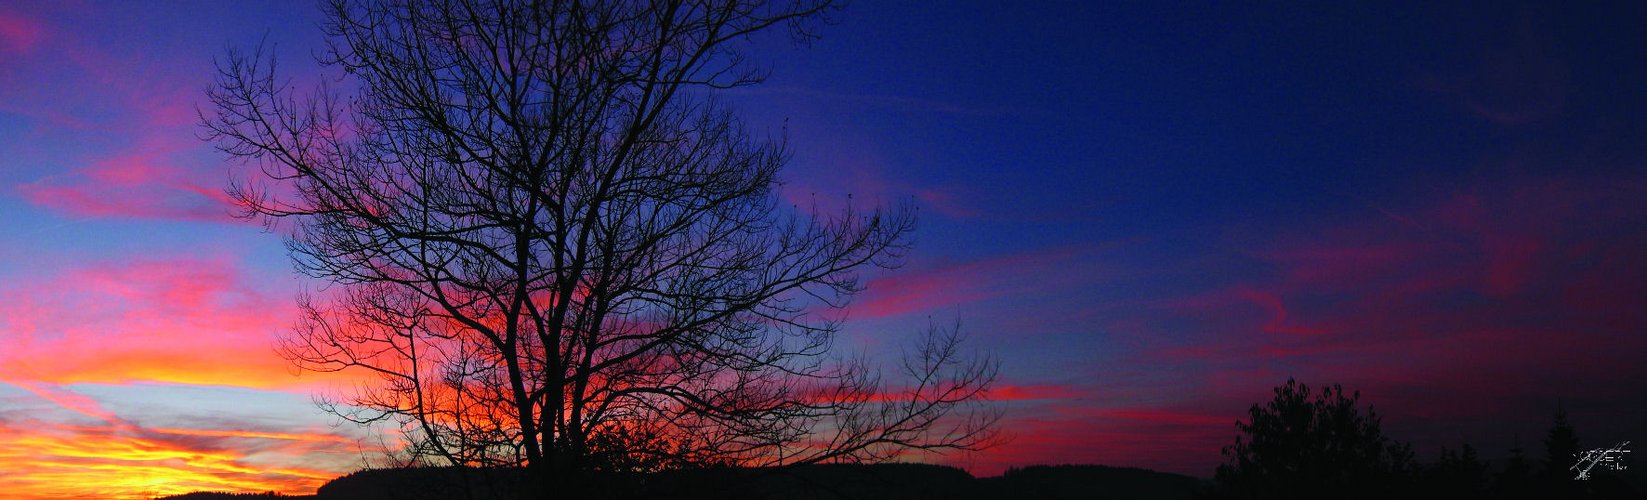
[958,403,1235,476]
[854,244,1115,320]
[16,136,237,222]
[1,3,239,223]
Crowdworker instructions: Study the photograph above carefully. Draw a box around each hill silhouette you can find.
[157,463,1207,500]
[977,464,1203,499]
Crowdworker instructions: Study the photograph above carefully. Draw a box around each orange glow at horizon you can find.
[0,417,343,499]
[0,255,428,498]
[0,378,374,499]
[0,256,387,496]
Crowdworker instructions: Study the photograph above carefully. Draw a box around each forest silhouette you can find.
[159,378,1641,499]
[1207,379,1639,499]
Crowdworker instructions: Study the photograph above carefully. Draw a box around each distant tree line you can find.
[1211,378,1637,499]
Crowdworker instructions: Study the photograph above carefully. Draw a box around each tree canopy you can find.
[203,0,998,490]
[1213,378,1414,499]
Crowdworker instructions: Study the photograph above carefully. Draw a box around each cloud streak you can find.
[16,137,237,221]
[0,381,366,498]
[855,244,1115,320]
[1,2,240,223]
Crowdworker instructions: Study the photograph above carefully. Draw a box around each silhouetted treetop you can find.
[1213,378,1414,500]
[1545,405,1581,479]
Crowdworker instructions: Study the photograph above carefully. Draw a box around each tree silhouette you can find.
[1544,405,1581,480]
[1494,439,1535,500]
[1212,378,1414,499]
[202,0,999,491]
[1423,443,1486,497]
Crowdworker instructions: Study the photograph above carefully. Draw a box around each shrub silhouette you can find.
[1212,378,1414,499]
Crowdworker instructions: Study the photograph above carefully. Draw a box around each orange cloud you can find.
[0,380,373,499]
[0,419,340,498]
[0,252,409,498]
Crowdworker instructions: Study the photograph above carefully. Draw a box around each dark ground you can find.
[158,463,1206,500]
[158,461,1645,499]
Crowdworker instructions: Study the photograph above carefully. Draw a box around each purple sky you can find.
[3,1,1646,497]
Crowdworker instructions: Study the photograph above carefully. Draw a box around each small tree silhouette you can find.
[1544,405,1581,479]
[1424,443,1486,496]
[1494,439,1536,500]
[1212,378,1414,499]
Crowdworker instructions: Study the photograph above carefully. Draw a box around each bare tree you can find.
[202,0,998,490]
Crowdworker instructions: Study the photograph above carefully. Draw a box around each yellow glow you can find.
[0,420,341,499]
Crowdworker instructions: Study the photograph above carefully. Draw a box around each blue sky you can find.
[2,1,1646,496]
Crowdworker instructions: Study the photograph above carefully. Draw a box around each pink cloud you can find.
[2,4,240,223]
[855,245,1109,320]
[985,383,1085,402]
[0,255,352,390]
[1233,288,1330,336]
[1142,174,1647,456]
[915,186,985,219]
[911,173,1647,477]
[951,404,1236,477]
[0,9,43,53]
[1054,173,1647,475]
[15,137,236,222]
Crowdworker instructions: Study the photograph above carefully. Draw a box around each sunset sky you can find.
[4,1,1647,497]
